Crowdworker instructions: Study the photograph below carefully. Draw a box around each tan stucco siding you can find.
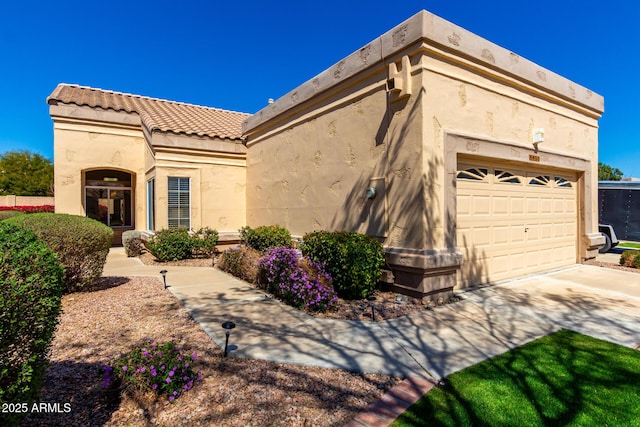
[53,120,147,227]
[246,68,422,243]
[154,149,246,232]
[421,50,600,257]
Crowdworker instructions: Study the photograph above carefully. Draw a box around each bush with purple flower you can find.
[258,247,338,312]
[103,338,201,401]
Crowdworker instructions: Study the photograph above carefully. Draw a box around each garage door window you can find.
[555,177,572,188]
[457,168,488,181]
[529,175,551,186]
[495,170,521,184]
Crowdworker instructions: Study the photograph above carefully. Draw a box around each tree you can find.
[0,150,54,196]
[598,162,623,181]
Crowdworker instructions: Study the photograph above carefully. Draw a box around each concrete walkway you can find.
[103,248,640,381]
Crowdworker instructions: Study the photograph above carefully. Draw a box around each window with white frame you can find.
[167,177,190,229]
[146,178,155,231]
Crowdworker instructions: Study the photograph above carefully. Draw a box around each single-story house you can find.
[47,84,249,246]
[48,10,605,299]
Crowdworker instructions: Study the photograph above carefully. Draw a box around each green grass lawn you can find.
[392,329,640,426]
[617,241,640,249]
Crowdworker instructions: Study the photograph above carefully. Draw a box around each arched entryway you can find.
[84,169,134,246]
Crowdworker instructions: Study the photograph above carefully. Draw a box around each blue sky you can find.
[1,1,639,176]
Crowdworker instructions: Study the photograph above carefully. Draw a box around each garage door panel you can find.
[526,198,540,214]
[510,198,525,214]
[493,226,510,245]
[472,196,491,214]
[457,160,577,287]
[492,197,509,214]
[457,195,471,215]
[540,224,554,239]
[541,198,554,213]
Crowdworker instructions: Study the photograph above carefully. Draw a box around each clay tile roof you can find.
[47,83,249,140]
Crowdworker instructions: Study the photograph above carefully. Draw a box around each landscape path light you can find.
[160,270,168,289]
[367,296,377,321]
[222,321,236,357]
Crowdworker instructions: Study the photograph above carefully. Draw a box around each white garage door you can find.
[456,160,577,287]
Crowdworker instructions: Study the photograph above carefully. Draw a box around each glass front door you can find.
[85,187,132,227]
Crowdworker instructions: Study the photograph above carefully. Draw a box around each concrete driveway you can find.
[384,264,640,379]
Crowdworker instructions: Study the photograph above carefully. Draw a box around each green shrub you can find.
[633,252,640,269]
[0,210,24,221]
[302,231,385,300]
[192,227,219,257]
[620,251,635,267]
[5,213,113,293]
[0,223,64,423]
[122,230,142,257]
[240,225,293,252]
[146,228,195,261]
[217,246,262,283]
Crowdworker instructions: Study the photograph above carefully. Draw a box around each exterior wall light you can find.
[366,187,377,200]
[532,128,544,151]
[222,321,236,357]
[160,270,168,289]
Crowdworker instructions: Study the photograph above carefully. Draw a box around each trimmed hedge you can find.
[146,228,194,261]
[0,223,64,423]
[240,225,292,252]
[192,227,219,257]
[146,227,220,262]
[301,231,385,300]
[218,246,262,283]
[620,250,640,269]
[5,213,113,292]
[0,210,24,221]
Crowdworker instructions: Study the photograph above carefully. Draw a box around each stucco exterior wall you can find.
[0,195,54,207]
[244,10,604,298]
[420,44,601,252]
[153,148,246,232]
[52,119,147,226]
[245,60,433,249]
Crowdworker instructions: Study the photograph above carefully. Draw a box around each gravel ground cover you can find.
[23,276,400,427]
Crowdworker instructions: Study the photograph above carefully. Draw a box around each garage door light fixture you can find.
[532,128,544,152]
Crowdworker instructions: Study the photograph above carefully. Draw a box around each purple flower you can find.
[153,383,158,390]
[166,377,172,383]
[169,396,175,402]
[122,366,127,372]
[191,352,197,360]
[169,370,175,377]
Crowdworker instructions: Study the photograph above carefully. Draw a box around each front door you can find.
[84,169,134,245]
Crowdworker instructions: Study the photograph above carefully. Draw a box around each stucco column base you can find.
[383,247,463,301]
[583,232,605,261]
